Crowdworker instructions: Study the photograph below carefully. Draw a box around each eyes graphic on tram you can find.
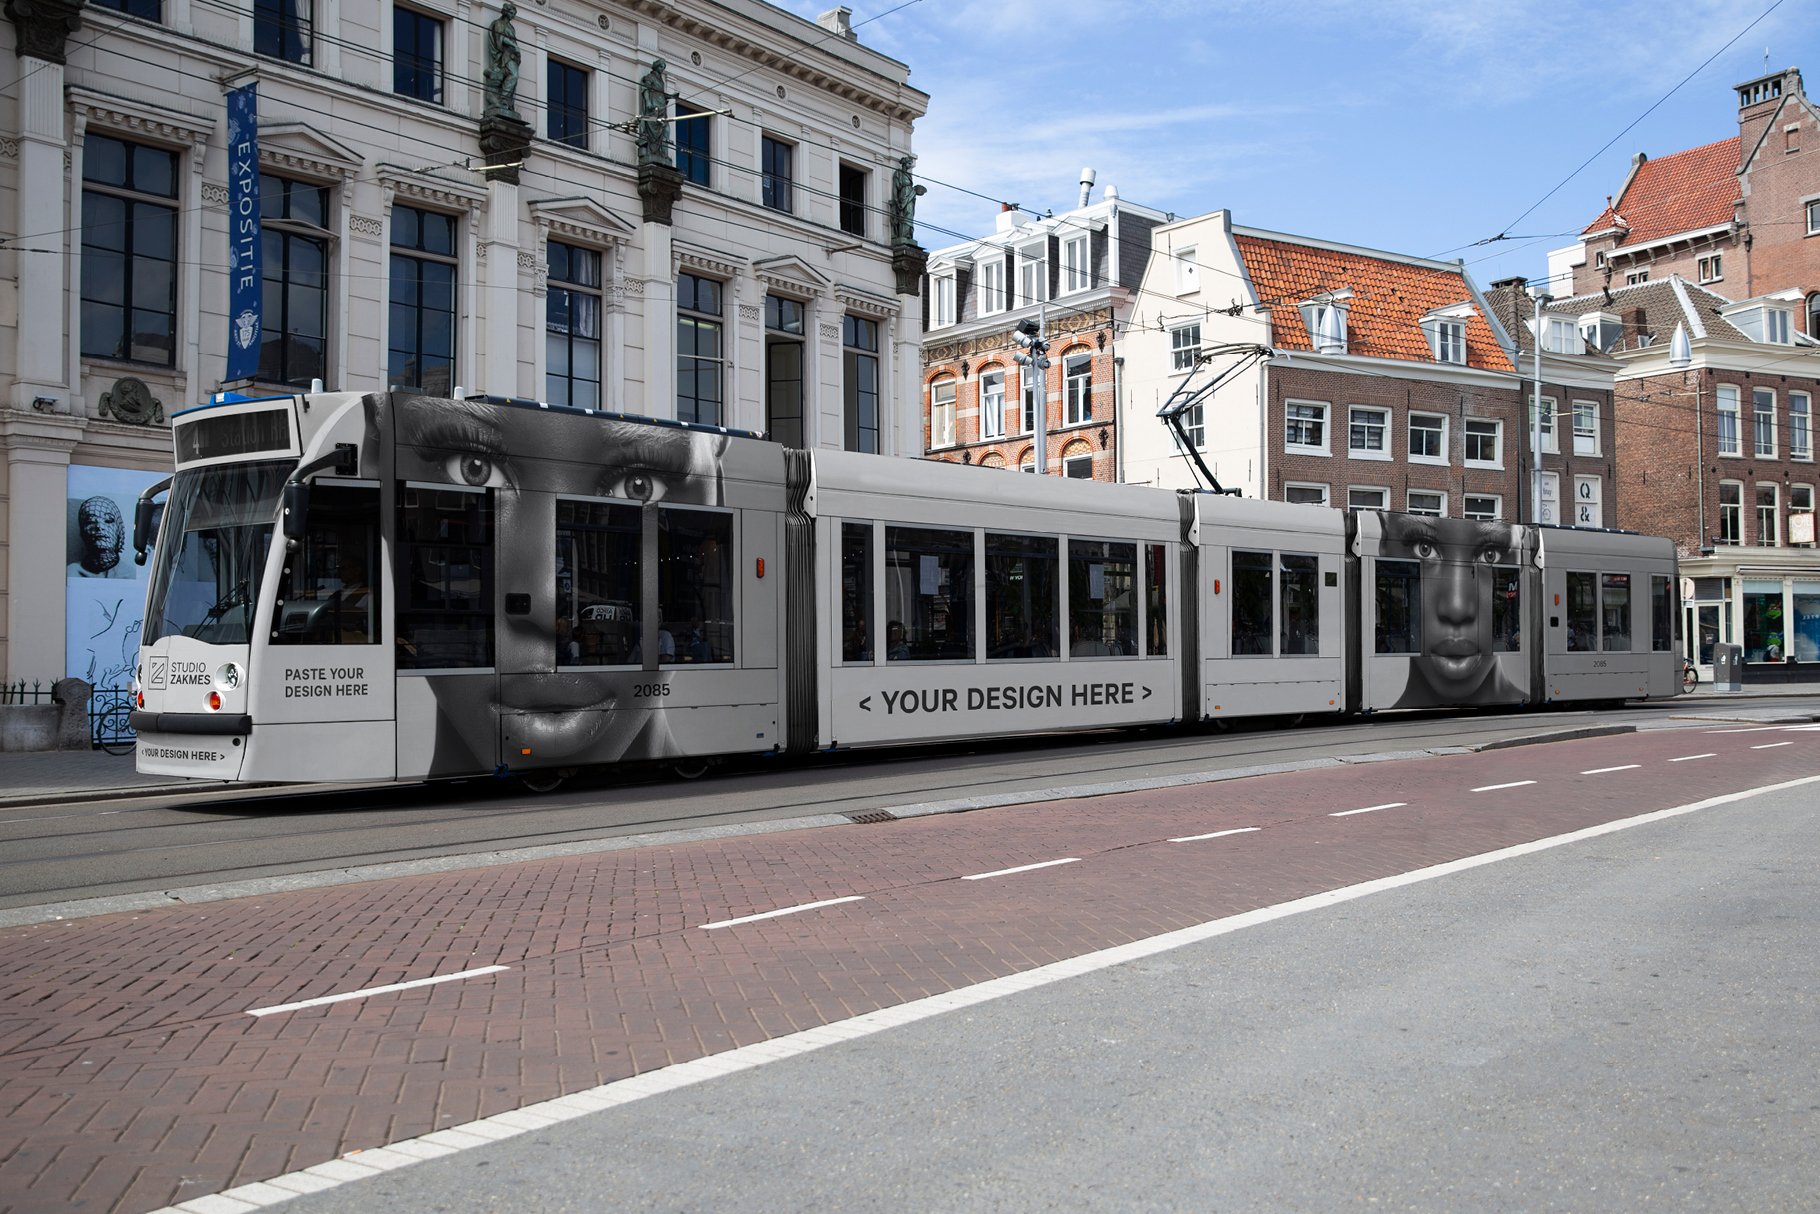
[449,453,512,488]
[605,468,668,503]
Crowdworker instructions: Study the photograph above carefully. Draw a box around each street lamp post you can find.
[1531,290,1552,524]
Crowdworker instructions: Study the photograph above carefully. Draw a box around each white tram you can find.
[131,390,1680,787]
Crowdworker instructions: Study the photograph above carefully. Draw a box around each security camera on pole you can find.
[1013,314,1051,472]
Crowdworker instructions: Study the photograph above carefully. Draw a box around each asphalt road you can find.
[274,777,1820,1214]
[4,697,1813,915]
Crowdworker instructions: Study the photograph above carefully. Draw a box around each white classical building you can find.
[1,0,928,687]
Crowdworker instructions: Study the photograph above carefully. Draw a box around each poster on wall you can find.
[66,465,161,690]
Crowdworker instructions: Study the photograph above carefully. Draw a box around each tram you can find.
[130,390,1680,787]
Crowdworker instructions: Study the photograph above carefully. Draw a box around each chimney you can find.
[1735,66,1801,166]
[1078,167,1096,208]
[816,6,856,40]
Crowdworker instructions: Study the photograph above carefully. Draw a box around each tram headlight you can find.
[214,662,243,691]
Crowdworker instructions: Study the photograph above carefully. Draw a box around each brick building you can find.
[919,174,1166,477]
[1551,66,1820,341]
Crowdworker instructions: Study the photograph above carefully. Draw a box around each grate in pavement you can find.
[843,810,899,824]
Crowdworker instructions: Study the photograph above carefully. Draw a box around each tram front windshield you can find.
[144,461,289,645]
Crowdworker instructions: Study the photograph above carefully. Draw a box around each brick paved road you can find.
[0,725,1814,1213]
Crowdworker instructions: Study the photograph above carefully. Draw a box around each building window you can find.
[979,370,1006,440]
[1064,354,1092,425]
[256,173,329,387]
[842,316,880,453]
[1529,395,1558,454]
[1543,317,1580,354]
[1016,248,1045,307]
[930,378,956,448]
[1574,475,1602,527]
[674,102,712,185]
[93,0,160,18]
[1170,323,1201,373]
[1756,483,1779,546]
[1284,483,1329,505]
[1767,308,1792,344]
[1424,318,1465,363]
[1754,388,1777,457]
[765,295,806,447]
[1463,494,1501,521]
[1539,471,1560,525]
[255,0,311,63]
[1060,233,1090,294]
[1348,486,1388,510]
[81,134,180,366]
[1791,484,1815,545]
[1572,400,1600,455]
[1698,253,1722,283]
[1716,385,1742,456]
[1791,391,1812,460]
[1175,246,1198,294]
[394,7,443,103]
[1808,199,1820,235]
[1349,406,1388,457]
[977,257,1007,316]
[546,242,602,408]
[1719,480,1743,545]
[1465,418,1501,466]
[1625,269,1650,286]
[1285,401,1329,454]
[1408,413,1446,462]
[547,59,589,149]
[1407,490,1445,516]
[388,206,458,394]
[838,163,867,237]
[1063,452,1095,479]
[677,272,724,426]
[761,136,794,212]
[1809,292,1820,340]
[930,274,956,328]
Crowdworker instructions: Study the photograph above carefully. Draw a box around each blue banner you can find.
[225,82,262,384]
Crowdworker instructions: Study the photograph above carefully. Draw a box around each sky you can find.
[779,0,1813,297]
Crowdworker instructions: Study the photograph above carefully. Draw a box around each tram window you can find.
[1231,550,1274,655]
[1375,560,1420,654]
[1565,571,1596,651]
[985,533,1059,659]
[1280,554,1319,656]
[658,508,734,663]
[1601,573,1631,651]
[273,484,380,645]
[396,487,494,669]
[1070,540,1135,657]
[885,526,974,661]
[842,522,873,662]
[1145,544,1167,657]
[1491,567,1521,651]
[557,500,639,666]
[1651,575,1672,652]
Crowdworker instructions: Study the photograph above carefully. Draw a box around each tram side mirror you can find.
[133,499,159,566]
[283,482,311,542]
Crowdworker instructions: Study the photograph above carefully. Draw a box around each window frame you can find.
[979,369,1007,441]
[1529,394,1559,455]
[838,163,868,238]
[1697,253,1723,283]
[1790,391,1812,461]
[1463,494,1501,521]
[256,172,331,388]
[255,0,312,64]
[760,134,794,213]
[764,293,807,447]
[1716,384,1742,457]
[1719,479,1743,545]
[843,315,881,454]
[545,240,603,408]
[1407,412,1447,465]
[1170,323,1202,374]
[1348,405,1390,460]
[676,271,725,427]
[976,256,1008,317]
[1753,387,1778,458]
[1283,483,1329,506]
[393,5,444,104]
[1174,246,1199,295]
[1572,399,1600,456]
[546,58,590,150]
[1285,400,1330,456]
[1347,486,1389,511]
[929,377,957,449]
[674,101,712,186]
[1464,418,1502,469]
[1756,482,1780,547]
[1060,233,1091,294]
[930,273,957,328]
[1063,353,1093,426]
[1573,474,1602,528]
[80,132,181,368]
[387,204,459,395]
[1406,489,1445,517]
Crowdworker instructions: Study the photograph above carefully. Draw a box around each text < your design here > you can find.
[862,681,1153,715]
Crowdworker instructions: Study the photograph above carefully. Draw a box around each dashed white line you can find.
[1330,802,1407,818]
[1750,741,1794,750]
[961,858,1080,881]
[1168,826,1262,842]
[1471,780,1537,793]
[1669,753,1717,763]
[247,966,510,1018]
[698,896,865,930]
[1581,765,1641,775]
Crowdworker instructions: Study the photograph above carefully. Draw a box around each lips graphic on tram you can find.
[492,676,622,760]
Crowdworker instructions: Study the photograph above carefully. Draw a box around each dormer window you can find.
[1300,294,1350,355]
[1015,242,1046,307]
[1579,311,1623,354]
[977,256,1007,317]
[930,271,956,328]
[1723,298,1797,345]
[1541,316,1581,355]
[1419,306,1469,364]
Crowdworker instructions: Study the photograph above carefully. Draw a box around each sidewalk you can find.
[3,682,1816,811]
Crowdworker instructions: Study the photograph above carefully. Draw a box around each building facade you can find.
[1552,66,1820,342]
[1,0,928,686]
[919,176,1166,478]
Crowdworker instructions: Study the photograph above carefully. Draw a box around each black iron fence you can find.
[90,687,136,753]
[0,679,54,706]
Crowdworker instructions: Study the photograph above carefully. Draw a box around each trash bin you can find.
[1712,642,1743,692]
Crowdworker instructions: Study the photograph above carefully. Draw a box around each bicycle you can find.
[1681,659,1700,693]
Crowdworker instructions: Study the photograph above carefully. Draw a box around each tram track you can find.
[0,702,1758,914]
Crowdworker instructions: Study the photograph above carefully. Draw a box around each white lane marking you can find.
[174,772,1820,1214]
[247,966,510,1018]
[1330,802,1406,818]
[1751,742,1794,750]
[961,858,1080,881]
[698,896,865,930]
[1581,765,1641,775]
[1706,726,1791,734]
[1471,780,1537,792]
[1168,826,1262,842]
[1669,753,1717,763]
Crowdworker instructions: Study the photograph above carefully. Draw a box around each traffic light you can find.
[1012,317,1050,369]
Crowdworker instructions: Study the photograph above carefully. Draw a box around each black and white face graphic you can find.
[388,396,728,772]
[73,496,127,574]
[1381,513,1529,708]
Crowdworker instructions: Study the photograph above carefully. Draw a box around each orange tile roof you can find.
[1232,234,1505,367]
[1580,137,1740,245]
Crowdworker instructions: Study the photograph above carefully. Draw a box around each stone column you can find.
[8,47,70,412]
[641,224,676,419]
[890,245,927,458]
[1,417,83,684]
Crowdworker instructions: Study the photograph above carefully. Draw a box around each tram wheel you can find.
[671,757,714,781]
[518,770,570,794]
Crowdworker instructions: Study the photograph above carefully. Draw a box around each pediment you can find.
[528,196,637,245]
[257,122,363,180]
[751,254,832,297]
